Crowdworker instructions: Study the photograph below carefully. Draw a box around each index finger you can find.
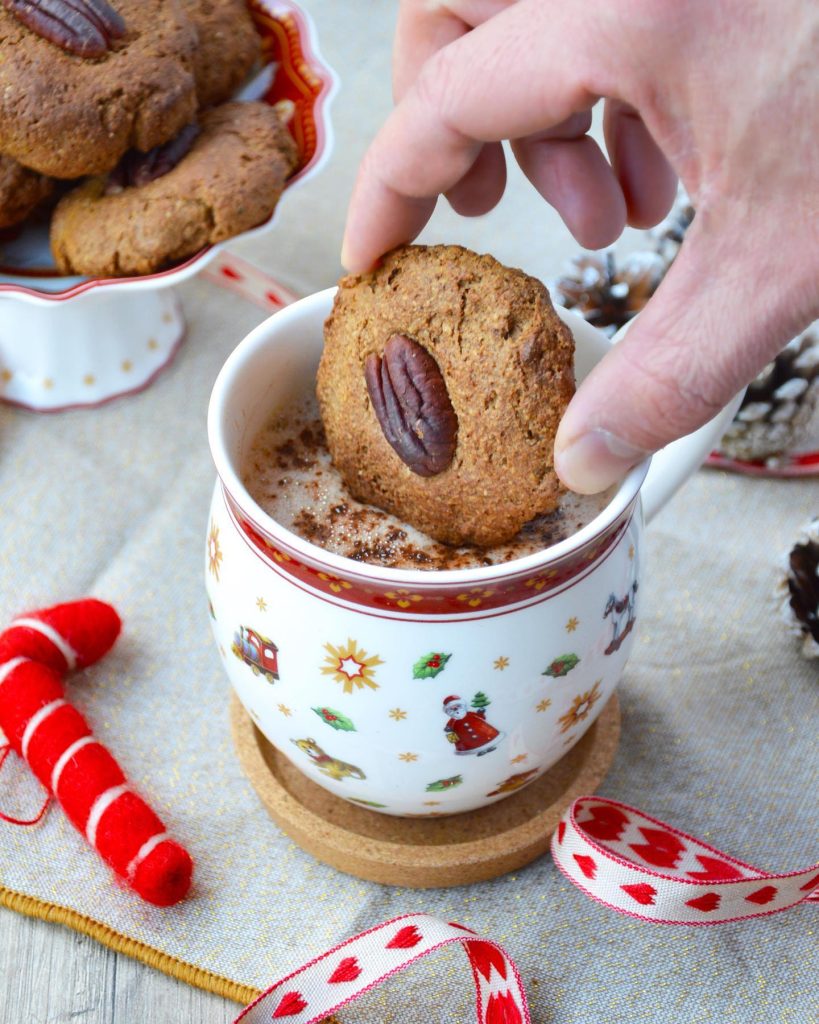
[342,0,605,272]
[393,0,517,99]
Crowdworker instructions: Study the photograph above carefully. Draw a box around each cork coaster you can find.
[231,693,619,888]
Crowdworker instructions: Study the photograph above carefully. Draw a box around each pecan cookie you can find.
[180,0,262,108]
[317,245,576,547]
[0,0,199,179]
[50,101,298,276]
[0,155,54,229]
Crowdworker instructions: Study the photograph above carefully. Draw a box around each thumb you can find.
[553,211,816,493]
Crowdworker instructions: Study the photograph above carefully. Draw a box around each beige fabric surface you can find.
[0,3,817,1020]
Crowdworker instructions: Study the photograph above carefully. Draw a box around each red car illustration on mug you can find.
[231,625,279,682]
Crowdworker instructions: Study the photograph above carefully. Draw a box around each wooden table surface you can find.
[0,912,236,1023]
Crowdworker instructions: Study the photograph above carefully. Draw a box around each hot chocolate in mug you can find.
[206,288,738,816]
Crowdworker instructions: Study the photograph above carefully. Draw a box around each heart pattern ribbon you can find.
[551,796,819,924]
[232,914,529,1024]
[229,803,816,1023]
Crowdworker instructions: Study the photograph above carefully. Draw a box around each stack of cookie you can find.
[0,0,298,276]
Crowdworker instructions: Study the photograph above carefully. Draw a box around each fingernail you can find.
[554,429,650,494]
[340,235,353,272]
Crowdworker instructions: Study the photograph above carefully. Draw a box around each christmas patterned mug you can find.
[206,289,739,816]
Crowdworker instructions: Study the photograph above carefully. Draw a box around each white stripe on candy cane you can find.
[126,831,170,881]
[21,698,68,759]
[0,657,28,688]
[8,617,78,671]
[85,784,128,848]
[51,735,97,795]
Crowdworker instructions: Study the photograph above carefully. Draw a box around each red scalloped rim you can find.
[0,0,334,296]
[705,450,819,477]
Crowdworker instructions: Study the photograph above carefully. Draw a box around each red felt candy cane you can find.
[0,600,193,907]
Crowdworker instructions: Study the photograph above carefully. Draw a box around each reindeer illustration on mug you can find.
[603,579,639,655]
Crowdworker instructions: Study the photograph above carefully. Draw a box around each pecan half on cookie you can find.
[1,0,126,59]
[318,244,576,548]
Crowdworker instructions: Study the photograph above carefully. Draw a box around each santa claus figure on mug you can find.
[442,693,503,756]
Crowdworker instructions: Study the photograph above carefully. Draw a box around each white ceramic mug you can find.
[206,289,738,816]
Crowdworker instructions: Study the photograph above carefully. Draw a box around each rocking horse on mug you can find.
[603,580,638,655]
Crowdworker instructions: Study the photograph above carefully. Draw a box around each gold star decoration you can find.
[83,374,95,387]
[321,638,383,693]
[388,708,407,721]
[121,360,133,373]
[277,704,292,717]
[0,369,11,383]
[256,596,268,612]
[536,698,552,713]
[558,680,603,733]
[494,656,510,670]
[42,378,54,390]
[423,801,441,806]
[628,544,635,560]
[148,338,159,351]
[398,752,418,763]
[207,520,223,581]
[565,616,579,633]
[511,753,528,764]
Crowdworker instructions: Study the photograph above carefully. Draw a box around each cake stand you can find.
[0,0,337,412]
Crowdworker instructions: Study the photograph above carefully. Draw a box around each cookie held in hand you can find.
[317,245,576,547]
[50,101,298,277]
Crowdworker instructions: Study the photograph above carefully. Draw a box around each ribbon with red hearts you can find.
[551,796,818,924]
[229,803,816,1023]
[232,914,528,1024]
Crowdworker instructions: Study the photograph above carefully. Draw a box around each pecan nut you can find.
[106,123,200,193]
[3,0,126,58]
[364,334,458,477]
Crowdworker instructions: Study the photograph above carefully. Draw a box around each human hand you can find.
[342,0,819,492]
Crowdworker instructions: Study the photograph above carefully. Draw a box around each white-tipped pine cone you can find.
[718,327,819,462]
[554,249,666,337]
[649,186,695,268]
[776,516,819,660]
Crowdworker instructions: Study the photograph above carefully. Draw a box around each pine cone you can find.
[718,327,819,462]
[776,516,819,660]
[649,186,695,268]
[554,249,665,337]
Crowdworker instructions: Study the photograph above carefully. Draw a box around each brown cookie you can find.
[317,245,576,548]
[0,0,199,179]
[50,101,298,277]
[180,0,262,107]
[0,155,54,229]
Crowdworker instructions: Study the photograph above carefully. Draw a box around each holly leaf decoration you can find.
[312,706,356,731]
[426,774,463,792]
[542,653,580,678]
[412,651,451,679]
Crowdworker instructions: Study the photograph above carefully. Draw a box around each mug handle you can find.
[639,394,743,524]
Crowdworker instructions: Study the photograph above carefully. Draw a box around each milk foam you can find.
[243,394,613,571]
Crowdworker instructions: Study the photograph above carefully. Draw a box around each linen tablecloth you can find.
[1,3,816,1020]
